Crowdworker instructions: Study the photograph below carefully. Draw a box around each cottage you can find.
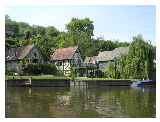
[96,47,129,71]
[50,46,83,76]
[5,44,44,73]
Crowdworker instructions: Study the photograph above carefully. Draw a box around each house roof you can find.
[5,44,34,61]
[84,56,97,64]
[50,46,78,61]
[97,47,129,62]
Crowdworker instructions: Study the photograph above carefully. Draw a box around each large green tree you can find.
[65,18,95,58]
[117,35,155,80]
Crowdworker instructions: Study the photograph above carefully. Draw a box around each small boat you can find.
[131,80,155,88]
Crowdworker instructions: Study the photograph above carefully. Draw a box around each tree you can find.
[104,35,155,80]
[65,18,94,58]
[118,35,155,80]
[24,29,32,40]
[18,22,31,39]
[46,26,59,37]
[66,18,94,36]
[5,15,19,38]
[92,38,130,54]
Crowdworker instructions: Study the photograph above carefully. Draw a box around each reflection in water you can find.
[6,86,156,118]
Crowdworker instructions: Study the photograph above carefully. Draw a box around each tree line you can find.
[5,15,129,60]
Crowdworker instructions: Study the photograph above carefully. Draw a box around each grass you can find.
[75,77,139,82]
[5,75,139,82]
[6,75,70,80]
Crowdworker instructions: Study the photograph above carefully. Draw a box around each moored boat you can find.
[131,80,156,88]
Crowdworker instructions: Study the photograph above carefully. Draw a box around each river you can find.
[6,86,156,118]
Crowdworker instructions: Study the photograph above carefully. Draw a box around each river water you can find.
[6,86,156,118]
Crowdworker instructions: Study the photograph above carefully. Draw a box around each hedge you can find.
[23,64,58,75]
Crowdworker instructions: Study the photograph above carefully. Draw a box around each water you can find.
[6,86,156,118]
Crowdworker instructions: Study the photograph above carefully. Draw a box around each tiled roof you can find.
[97,47,129,62]
[50,46,78,61]
[5,44,34,61]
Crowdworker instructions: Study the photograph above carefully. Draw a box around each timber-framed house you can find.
[50,46,83,76]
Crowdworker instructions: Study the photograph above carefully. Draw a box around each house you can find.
[50,46,83,76]
[83,56,100,77]
[96,47,129,71]
[84,56,98,65]
[5,44,44,73]
[83,47,129,77]
[84,47,129,71]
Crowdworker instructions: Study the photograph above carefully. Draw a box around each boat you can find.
[131,80,155,88]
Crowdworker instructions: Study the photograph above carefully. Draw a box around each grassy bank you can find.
[6,75,70,81]
[74,77,139,82]
[6,75,138,87]
[6,75,139,82]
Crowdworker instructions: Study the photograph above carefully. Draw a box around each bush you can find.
[23,64,58,75]
[5,70,15,75]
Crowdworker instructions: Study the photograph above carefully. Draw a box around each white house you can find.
[50,46,83,76]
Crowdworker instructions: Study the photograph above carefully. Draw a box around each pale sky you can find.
[6,5,155,43]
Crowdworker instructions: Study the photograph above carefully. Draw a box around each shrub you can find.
[23,64,58,75]
[5,70,15,76]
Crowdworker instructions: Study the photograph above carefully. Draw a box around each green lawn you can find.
[75,77,138,82]
[6,75,70,80]
[5,75,139,82]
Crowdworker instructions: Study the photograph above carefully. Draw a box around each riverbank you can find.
[6,75,139,82]
[6,75,139,81]
[6,75,70,80]
[6,75,71,87]
[6,75,139,87]
[74,77,138,82]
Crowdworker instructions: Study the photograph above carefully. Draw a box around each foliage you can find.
[5,70,15,76]
[70,67,75,80]
[65,18,95,58]
[66,17,94,36]
[5,15,60,60]
[5,15,130,60]
[5,15,155,80]
[106,35,156,80]
[104,61,121,79]
[23,64,58,75]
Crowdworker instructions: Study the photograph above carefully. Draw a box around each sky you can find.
[5,5,155,43]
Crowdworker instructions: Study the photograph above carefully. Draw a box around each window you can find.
[57,61,62,66]
[32,59,38,63]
